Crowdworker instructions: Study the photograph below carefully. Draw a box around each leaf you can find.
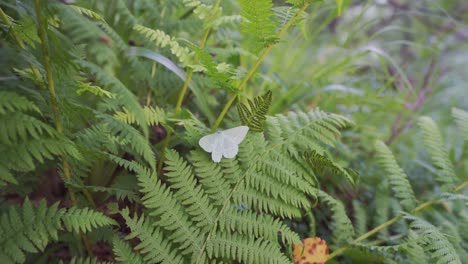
[237,90,272,132]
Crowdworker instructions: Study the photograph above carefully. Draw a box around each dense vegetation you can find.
[0,0,466,263]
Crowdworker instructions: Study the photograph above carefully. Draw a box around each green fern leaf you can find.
[206,232,292,264]
[0,199,114,263]
[375,140,417,210]
[239,0,279,52]
[120,208,183,264]
[164,149,218,233]
[61,207,117,233]
[452,108,468,141]
[404,214,462,264]
[318,190,354,247]
[112,237,144,264]
[237,90,272,132]
[418,116,457,190]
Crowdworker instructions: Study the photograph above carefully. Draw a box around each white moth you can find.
[199,126,249,162]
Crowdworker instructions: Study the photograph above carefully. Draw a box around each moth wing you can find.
[221,126,249,144]
[222,136,239,159]
[199,133,218,153]
[211,137,224,162]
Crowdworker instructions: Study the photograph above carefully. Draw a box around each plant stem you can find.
[211,3,310,132]
[0,7,25,49]
[33,0,93,256]
[157,0,222,172]
[328,180,468,260]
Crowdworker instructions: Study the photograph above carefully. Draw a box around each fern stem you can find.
[33,0,93,256]
[0,7,25,49]
[211,3,310,131]
[328,180,468,260]
[157,0,222,172]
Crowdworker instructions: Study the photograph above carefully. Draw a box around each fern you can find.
[418,116,457,190]
[404,214,462,264]
[112,236,144,264]
[237,90,272,132]
[134,24,193,67]
[452,108,468,141]
[239,0,279,52]
[317,190,355,247]
[375,140,417,210]
[0,199,115,263]
[120,208,183,264]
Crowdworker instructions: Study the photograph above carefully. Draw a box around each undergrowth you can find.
[0,0,466,263]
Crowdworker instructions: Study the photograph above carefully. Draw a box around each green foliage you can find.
[418,117,457,190]
[404,214,462,264]
[375,140,417,210]
[0,199,115,263]
[237,90,272,132]
[239,0,279,52]
[0,0,465,263]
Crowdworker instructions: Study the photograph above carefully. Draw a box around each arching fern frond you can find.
[303,150,358,185]
[317,190,355,247]
[134,24,193,67]
[418,117,457,190]
[237,90,272,132]
[375,140,417,210]
[404,214,462,264]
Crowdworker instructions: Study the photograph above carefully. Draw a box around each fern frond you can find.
[77,61,148,135]
[374,183,390,240]
[452,108,468,141]
[134,24,193,67]
[266,109,353,159]
[403,231,429,264]
[303,150,358,185]
[188,43,236,91]
[352,200,368,236]
[239,0,279,52]
[164,149,218,233]
[418,116,457,189]
[0,112,56,144]
[206,232,292,264]
[101,115,155,169]
[237,90,272,132]
[114,106,166,127]
[233,185,302,218]
[318,190,354,246]
[68,5,105,21]
[404,214,461,264]
[0,92,40,114]
[1,137,82,172]
[375,140,417,210]
[191,150,233,206]
[135,168,204,253]
[218,206,300,245]
[112,236,144,264]
[61,207,116,233]
[0,199,114,264]
[60,257,112,264]
[120,208,183,264]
